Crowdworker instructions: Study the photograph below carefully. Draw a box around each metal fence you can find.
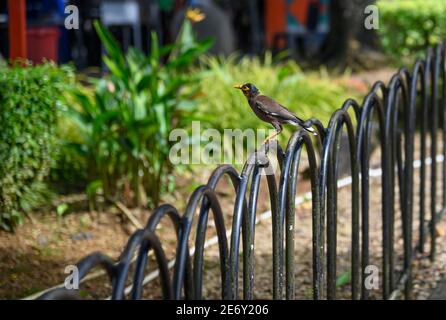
[39,44,446,300]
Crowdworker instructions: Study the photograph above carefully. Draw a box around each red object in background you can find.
[8,0,28,61]
[265,0,286,48]
[265,0,313,49]
[26,27,59,64]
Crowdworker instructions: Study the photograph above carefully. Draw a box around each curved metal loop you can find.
[282,129,321,300]
[173,186,228,300]
[38,45,446,301]
[318,108,360,300]
[131,230,173,300]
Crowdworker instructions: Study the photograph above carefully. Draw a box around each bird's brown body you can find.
[234,83,316,141]
[248,95,306,132]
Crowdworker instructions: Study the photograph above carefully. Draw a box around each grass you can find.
[196,53,363,145]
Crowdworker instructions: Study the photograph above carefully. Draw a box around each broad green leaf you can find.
[93,21,125,68]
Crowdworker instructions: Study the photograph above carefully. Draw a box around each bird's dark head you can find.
[234,83,260,98]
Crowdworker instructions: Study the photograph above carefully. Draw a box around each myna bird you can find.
[234,83,317,142]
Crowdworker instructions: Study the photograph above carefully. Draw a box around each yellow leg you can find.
[263,130,280,144]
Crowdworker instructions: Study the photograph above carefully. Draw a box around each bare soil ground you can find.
[1,117,445,300]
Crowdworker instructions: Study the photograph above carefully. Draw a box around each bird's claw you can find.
[249,146,270,167]
[254,153,270,167]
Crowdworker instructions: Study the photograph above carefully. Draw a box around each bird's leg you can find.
[263,124,283,144]
[264,130,280,143]
[262,125,282,162]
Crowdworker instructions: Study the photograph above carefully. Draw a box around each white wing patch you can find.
[255,102,279,116]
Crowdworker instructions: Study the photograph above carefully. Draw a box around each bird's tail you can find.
[289,117,318,136]
[303,125,318,136]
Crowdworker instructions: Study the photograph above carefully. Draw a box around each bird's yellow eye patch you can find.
[233,84,251,94]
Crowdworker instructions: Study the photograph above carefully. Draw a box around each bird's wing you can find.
[255,95,299,122]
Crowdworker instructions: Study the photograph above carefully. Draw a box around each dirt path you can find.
[126,133,446,300]
[1,131,446,300]
[150,177,446,300]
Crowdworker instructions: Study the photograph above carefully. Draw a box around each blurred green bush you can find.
[49,113,89,191]
[0,62,73,231]
[66,21,211,208]
[378,0,446,61]
[0,24,364,228]
[197,54,360,143]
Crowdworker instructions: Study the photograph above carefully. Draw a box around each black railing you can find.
[39,44,446,300]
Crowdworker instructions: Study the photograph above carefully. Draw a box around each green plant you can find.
[50,114,89,191]
[56,203,69,217]
[67,21,211,208]
[377,0,446,61]
[336,270,351,288]
[197,54,359,143]
[0,62,73,231]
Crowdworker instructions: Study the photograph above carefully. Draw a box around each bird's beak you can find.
[233,84,243,90]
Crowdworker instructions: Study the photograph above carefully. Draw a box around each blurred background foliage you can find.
[0,62,74,230]
[64,20,211,209]
[198,54,359,134]
[377,0,446,62]
[1,0,440,231]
